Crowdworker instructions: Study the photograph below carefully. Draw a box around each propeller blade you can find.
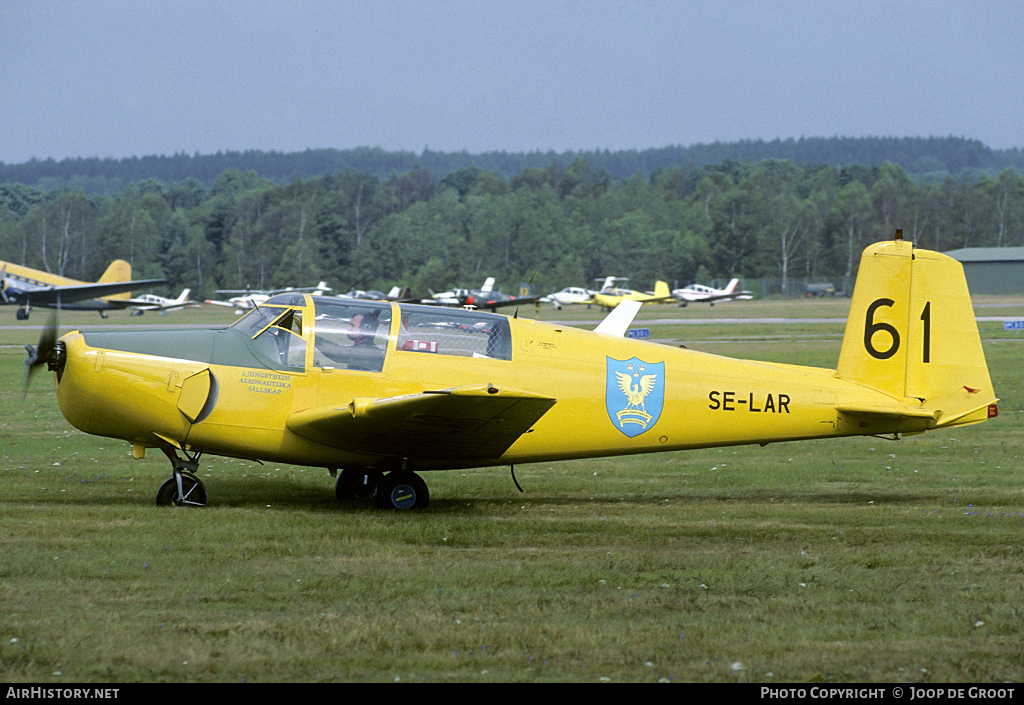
[23,308,60,396]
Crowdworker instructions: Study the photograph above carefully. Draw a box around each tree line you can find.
[3,137,1023,196]
[1,156,1022,301]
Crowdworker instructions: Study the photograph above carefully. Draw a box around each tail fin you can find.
[653,281,671,300]
[724,278,739,294]
[836,234,997,428]
[98,260,133,301]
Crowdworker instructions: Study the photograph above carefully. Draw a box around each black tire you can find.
[335,469,381,502]
[375,471,429,510]
[156,473,208,507]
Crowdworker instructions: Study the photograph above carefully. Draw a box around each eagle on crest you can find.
[615,369,658,413]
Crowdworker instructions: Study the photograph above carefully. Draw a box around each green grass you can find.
[1,299,1023,682]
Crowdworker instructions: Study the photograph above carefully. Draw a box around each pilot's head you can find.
[347,312,379,344]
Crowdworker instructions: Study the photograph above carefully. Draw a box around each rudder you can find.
[836,233,997,428]
[98,260,132,301]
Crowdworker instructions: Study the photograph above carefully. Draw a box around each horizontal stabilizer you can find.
[836,403,940,421]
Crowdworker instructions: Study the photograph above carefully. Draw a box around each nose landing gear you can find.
[157,447,208,507]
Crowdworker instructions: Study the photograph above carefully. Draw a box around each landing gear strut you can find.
[332,467,429,509]
[157,447,208,507]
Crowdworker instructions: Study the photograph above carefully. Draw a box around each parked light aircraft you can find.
[426,277,542,311]
[544,286,595,310]
[543,277,617,309]
[673,278,754,306]
[428,277,495,305]
[124,289,194,316]
[340,286,414,301]
[1,260,165,320]
[591,279,674,310]
[206,282,331,313]
[23,232,997,510]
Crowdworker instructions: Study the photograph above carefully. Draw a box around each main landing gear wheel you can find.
[156,472,208,507]
[375,471,429,510]
[335,469,383,502]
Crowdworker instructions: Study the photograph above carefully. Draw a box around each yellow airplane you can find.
[23,231,997,510]
[591,279,674,310]
[1,259,165,319]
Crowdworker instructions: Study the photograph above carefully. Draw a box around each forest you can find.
[3,136,1024,195]
[1,139,1023,300]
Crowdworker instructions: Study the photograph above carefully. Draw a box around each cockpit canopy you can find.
[229,294,512,372]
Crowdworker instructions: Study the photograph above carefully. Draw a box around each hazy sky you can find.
[2,0,1022,164]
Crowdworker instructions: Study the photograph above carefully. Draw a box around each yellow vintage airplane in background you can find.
[591,279,675,310]
[24,231,997,510]
[2,259,166,319]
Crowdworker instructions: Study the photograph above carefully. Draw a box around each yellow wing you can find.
[286,384,556,462]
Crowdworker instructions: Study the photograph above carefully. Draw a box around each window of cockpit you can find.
[311,299,392,372]
[396,305,511,360]
[239,306,308,370]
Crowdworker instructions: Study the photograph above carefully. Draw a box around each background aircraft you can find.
[205,281,331,313]
[1,259,165,319]
[121,289,194,316]
[542,277,617,309]
[425,277,542,311]
[673,278,754,306]
[340,286,414,301]
[23,232,997,512]
[591,279,674,310]
[428,277,495,305]
[544,286,596,310]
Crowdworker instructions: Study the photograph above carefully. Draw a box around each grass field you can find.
[1,297,1023,683]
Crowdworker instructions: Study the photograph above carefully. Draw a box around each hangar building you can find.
[943,247,1024,295]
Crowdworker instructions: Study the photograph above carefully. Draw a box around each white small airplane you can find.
[206,282,331,313]
[124,289,193,316]
[672,278,753,307]
[543,286,595,310]
[542,277,618,310]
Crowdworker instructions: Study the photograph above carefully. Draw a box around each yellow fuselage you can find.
[53,302,944,473]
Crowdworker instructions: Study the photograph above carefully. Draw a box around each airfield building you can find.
[943,247,1024,295]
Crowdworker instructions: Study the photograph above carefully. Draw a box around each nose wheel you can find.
[156,471,208,506]
[157,447,208,507]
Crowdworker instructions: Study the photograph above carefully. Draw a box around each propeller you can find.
[23,307,62,397]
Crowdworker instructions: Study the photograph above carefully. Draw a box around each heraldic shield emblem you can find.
[606,356,665,438]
